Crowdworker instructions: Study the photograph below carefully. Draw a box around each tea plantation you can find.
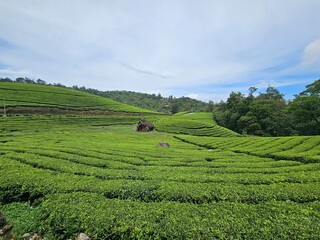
[0,83,319,239]
[0,114,320,239]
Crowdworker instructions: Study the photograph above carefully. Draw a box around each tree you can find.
[248,87,258,98]
[257,85,284,100]
[24,77,35,84]
[237,114,262,135]
[207,100,214,112]
[170,102,180,114]
[36,79,46,85]
[53,83,66,87]
[0,77,13,82]
[302,80,320,95]
[287,80,320,134]
[224,92,250,132]
[15,77,25,83]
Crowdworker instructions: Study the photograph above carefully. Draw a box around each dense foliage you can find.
[286,80,320,135]
[0,116,320,239]
[212,80,320,136]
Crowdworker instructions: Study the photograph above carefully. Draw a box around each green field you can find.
[0,82,156,114]
[0,114,320,239]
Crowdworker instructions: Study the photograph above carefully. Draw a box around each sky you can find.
[0,0,320,102]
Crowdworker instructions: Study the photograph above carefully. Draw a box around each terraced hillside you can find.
[0,82,156,114]
[155,112,240,137]
[172,111,216,123]
[177,135,320,163]
[0,115,149,133]
[0,115,319,239]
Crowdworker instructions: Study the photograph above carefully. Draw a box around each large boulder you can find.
[136,119,155,132]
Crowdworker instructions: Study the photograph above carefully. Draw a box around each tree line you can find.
[212,80,320,136]
[69,87,210,114]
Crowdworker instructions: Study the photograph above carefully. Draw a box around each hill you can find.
[80,89,210,113]
[0,82,157,115]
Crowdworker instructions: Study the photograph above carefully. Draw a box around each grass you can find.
[0,115,319,239]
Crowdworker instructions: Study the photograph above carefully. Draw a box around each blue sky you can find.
[0,0,320,102]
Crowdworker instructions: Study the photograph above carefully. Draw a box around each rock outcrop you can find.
[136,119,155,132]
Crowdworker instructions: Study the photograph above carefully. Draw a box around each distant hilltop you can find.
[0,77,211,114]
[0,80,158,115]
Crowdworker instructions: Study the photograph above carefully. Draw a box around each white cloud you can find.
[302,39,320,67]
[185,92,232,103]
[0,68,32,76]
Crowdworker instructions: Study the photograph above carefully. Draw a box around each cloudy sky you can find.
[0,0,320,102]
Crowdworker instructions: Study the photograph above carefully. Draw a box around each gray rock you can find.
[76,233,90,240]
[22,233,32,238]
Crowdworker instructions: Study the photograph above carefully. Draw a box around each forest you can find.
[212,80,320,136]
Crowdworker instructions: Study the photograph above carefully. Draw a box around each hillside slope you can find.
[154,112,240,137]
[0,82,157,114]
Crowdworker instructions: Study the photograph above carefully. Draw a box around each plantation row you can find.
[4,144,318,172]
[0,115,147,133]
[3,150,320,185]
[2,194,318,240]
[1,157,320,205]
[177,135,320,163]
[170,112,217,123]
[0,82,156,113]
